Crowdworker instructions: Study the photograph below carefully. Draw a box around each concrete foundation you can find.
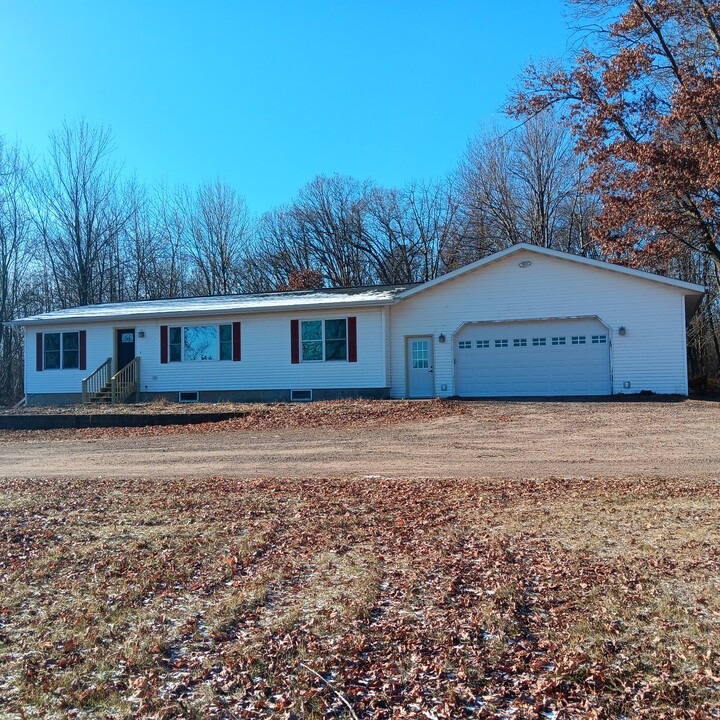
[25,387,391,406]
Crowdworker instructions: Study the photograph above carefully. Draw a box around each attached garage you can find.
[454,317,612,397]
[389,243,705,398]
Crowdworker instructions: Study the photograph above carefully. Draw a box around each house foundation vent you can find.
[290,389,313,402]
[178,391,200,403]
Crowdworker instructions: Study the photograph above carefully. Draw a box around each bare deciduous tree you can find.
[0,139,35,401]
[185,180,249,295]
[32,120,129,307]
[457,111,599,257]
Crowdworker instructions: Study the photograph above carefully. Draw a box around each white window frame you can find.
[169,324,233,362]
[300,318,348,363]
[43,331,80,370]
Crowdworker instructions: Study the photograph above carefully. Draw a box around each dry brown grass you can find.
[1,476,719,719]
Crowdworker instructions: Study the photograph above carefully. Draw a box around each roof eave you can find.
[8,297,399,327]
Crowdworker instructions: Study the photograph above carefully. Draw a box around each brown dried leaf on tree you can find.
[510,0,720,271]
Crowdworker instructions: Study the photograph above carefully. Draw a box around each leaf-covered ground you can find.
[1,475,718,719]
[0,399,467,442]
[0,400,257,416]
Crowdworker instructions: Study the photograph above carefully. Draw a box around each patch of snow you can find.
[12,286,412,325]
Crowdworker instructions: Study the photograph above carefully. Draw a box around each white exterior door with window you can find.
[406,336,434,398]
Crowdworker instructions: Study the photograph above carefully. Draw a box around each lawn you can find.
[1,474,718,719]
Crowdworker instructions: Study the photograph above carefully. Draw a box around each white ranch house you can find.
[11,244,704,405]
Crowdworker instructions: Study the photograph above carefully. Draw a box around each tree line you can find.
[2,0,719,403]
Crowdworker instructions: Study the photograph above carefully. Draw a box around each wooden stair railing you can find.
[111,356,141,404]
[82,358,112,404]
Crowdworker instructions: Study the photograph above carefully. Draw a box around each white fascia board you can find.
[8,297,397,328]
[396,243,706,299]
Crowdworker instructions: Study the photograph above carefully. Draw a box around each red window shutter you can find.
[79,330,87,371]
[348,316,357,362]
[290,319,300,364]
[232,322,241,361]
[160,325,168,364]
[36,332,43,372]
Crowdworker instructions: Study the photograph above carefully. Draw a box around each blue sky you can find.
[1,1,570,213]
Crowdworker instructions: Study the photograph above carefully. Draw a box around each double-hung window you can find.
[301,319,347,361]
[43,332,79,369]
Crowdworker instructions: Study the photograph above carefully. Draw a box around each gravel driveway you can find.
[0,400,717,479]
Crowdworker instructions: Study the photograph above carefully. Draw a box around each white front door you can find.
[407,337,434,398]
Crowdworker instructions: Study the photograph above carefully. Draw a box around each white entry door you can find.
[407,337,434,398]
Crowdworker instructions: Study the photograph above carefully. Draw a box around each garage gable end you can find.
[396,243,705,301]
[389,246,699,398]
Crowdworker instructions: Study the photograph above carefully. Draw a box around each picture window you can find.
[169,324,232,362]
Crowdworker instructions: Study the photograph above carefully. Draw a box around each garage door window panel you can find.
[495,339,509,348]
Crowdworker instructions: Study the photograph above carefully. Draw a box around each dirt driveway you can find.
[0,399,717,479]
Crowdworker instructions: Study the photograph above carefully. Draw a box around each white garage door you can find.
[455,318,611,397]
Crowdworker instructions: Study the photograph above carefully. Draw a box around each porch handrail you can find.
[111,356,140,404]
[82,357,112,403]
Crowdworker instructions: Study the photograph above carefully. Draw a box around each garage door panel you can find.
[455,319,611,397]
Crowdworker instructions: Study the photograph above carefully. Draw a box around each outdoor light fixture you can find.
[439,333,446,343]
[518,260,532,268]
[137,330,145,338]
[618,326,627,336]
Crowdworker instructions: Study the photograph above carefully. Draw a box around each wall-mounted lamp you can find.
[137,330,145,338]
[518,260,532,268]
[618,326,626,336]
[438,333,446,343]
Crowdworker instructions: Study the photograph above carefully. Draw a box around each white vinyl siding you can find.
[24,308,386,397]
[389,250,691,398]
